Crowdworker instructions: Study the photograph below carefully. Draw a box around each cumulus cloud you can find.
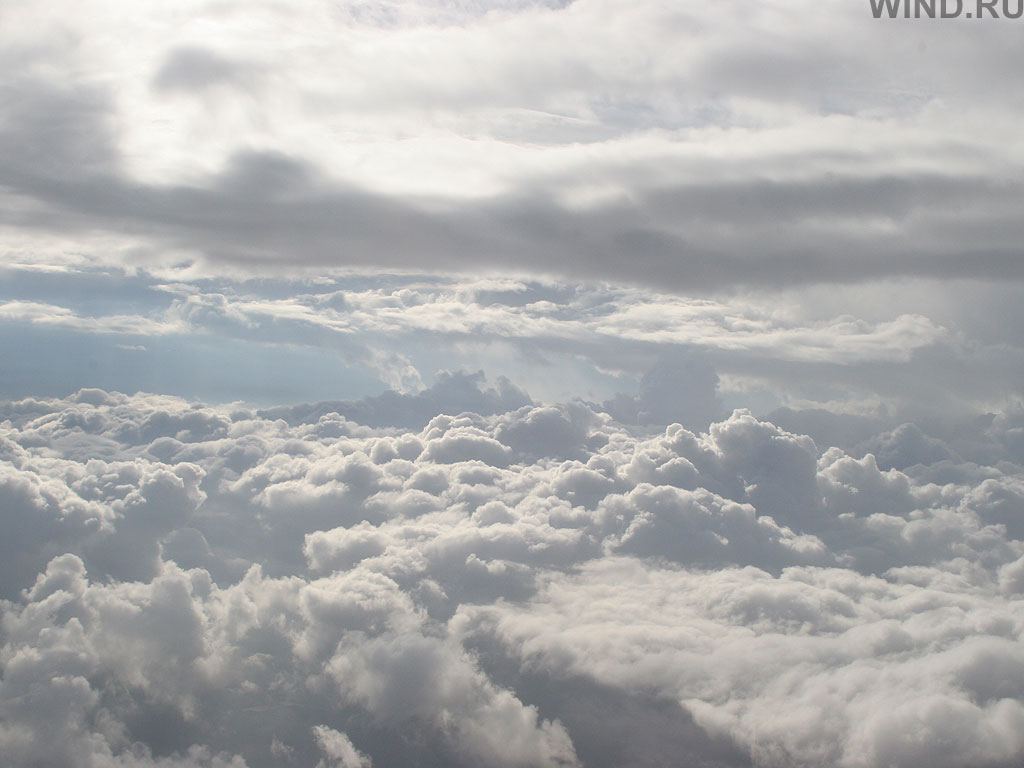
[455,558,1024,768]
[313,726,371,768]
[1,388,1023,766]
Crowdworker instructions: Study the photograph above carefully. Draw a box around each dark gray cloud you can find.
[8,134,1024,290]
[154,47,254,92]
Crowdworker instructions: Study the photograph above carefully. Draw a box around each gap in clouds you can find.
[3,265,1006,422]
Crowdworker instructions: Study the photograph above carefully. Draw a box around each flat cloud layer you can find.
[2,387,1023,767]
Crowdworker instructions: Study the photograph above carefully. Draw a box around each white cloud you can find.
[0,300,180,336]
[2,389,1023,766]
[455,558,1024,768]
[312,726,371,768]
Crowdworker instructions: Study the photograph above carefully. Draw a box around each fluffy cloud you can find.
[456,558,1024,768]
[312,726,371,768]
[2,388,1023,766]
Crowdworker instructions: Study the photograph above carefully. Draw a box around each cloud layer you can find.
[7,267,1020,430]
[2,0,1024,289]
[2,387,1023,767]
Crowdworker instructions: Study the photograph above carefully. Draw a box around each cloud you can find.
[3,1,1024,292]
[324,633,579,767]
[6,268,1000,428]
[2,1,1024,765]
[154,47,255,93]
[260,370,532,430]
[313,726,372,768]
[2,388,1023,766]
[455,558,1024,768]
[0,450,206,596]
[0,300,179,335]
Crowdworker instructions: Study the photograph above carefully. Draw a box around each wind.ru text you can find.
[870,0,1023,17]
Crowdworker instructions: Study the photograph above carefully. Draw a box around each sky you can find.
[2,1,1024,767]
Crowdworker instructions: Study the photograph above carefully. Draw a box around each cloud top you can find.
[2,387,1023,766]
